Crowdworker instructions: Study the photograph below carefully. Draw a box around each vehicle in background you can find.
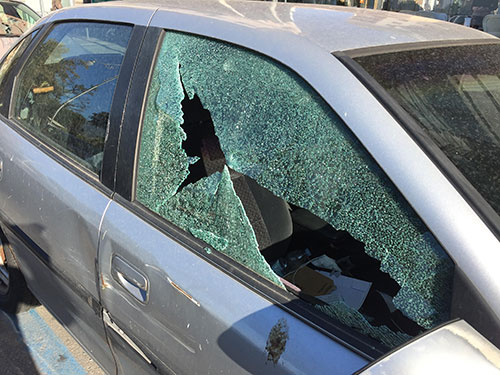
[399,9,449,20]
[0,1,39,56]
[483,13,500,36]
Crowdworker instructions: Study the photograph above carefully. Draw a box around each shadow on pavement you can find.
[0,310,40,375]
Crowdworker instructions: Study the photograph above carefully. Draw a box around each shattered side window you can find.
[136,39,282,287]
[136,31,454,349]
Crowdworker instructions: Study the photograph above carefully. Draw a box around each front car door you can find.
[0,18,135,372]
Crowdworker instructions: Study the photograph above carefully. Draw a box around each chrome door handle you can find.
[0,157,3,181]
[111,256,148,303]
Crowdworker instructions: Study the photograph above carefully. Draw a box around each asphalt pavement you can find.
[0,306,105,375]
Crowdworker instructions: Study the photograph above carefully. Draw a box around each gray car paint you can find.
[0,122,115,371]
[99,201,368,374]
[47,3,155,26]
[0,1,499,374]
[360,320,500,374]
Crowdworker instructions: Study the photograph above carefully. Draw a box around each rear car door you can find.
[97,29,372,375]
[0,20,135,372]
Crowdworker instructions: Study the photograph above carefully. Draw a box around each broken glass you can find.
[137,31,455,347]
[157,167,283,287]
[316,303,411,348]
[136,44,283,287]
[136,55,190,207]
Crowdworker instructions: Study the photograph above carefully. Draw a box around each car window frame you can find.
[335,44,500,350]
[3,20,144,195]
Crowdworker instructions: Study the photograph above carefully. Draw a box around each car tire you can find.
[0,232,38,314]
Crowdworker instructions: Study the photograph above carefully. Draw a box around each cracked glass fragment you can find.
[157,167,284,287]
[136,56,189,208]
[155,31,454,330]
[137,36,285,288]
[187,156,200,165]
[190,228,229,251]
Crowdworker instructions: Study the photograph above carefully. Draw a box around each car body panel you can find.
[359,320,500,374]
[98,200,369,374]
[48,3,156,27]
[0,119,115,371]
[118,0,495,51]
[47,0,496,53]
[0,122,107,301]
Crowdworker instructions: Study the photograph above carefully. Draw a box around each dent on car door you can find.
[0,21,133,372]
[100,29,464,374]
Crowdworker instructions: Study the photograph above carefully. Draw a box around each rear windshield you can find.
[354,43,500,218]
[0,1,39,37]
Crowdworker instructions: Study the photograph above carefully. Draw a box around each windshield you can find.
[0,2,39,37]
[354,43,500,219]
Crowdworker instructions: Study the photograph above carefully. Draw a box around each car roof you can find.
[50,0,496,52]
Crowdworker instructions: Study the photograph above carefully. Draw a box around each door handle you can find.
[111,256,148,303]
[0,157,3,182]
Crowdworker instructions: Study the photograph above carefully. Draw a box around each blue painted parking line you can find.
[12,309,87,375]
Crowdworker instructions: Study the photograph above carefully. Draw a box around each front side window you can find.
[13,22,132,174]
[135,31,455,350]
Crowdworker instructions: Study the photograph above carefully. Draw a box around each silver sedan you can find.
[0,1,499,374]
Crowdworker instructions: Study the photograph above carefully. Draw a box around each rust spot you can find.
[167,276,201,307]
[266,318,289,365]
[0,243,6,263]
[101,274,111,289]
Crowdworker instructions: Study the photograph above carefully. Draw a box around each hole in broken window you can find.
[178,91,219,191]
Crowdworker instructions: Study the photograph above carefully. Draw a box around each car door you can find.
[97,28,373,375]
[0,20,137,373]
